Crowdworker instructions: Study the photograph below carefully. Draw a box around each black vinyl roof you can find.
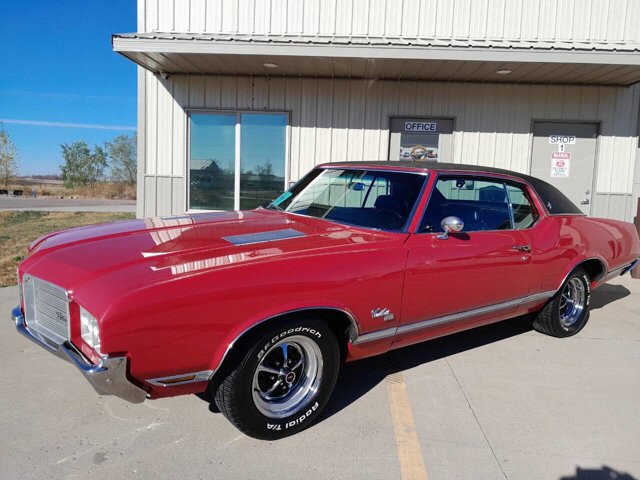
[321,161,584,215]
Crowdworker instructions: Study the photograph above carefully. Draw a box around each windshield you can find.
[268,168,427,231]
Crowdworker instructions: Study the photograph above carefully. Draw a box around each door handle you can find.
[580,199,590,205]
[512,245,531,253]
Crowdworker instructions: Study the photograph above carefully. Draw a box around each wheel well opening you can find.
[579,259,606,283]
[214,309,355,381]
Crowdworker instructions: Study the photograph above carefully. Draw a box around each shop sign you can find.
[549,135,576,145]
[404,122,437,132]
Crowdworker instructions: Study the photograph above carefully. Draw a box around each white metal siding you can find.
[140,72,639,219]
[142,0,640,43]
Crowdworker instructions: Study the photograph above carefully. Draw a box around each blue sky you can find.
[0,0,137,175]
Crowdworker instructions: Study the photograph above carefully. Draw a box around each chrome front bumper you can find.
[12,306,147,403]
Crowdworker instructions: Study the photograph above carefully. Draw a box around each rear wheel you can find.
[533,268,591,337]
[213,316,340,440]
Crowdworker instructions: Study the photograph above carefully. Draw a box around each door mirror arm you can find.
[437,216,464,240]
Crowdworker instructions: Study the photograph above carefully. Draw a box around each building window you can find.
[189,112,288,211]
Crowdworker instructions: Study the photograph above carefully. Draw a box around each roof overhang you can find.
[113,33,640,85]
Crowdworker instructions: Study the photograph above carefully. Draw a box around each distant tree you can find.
[0,127,18,188]
[105,134,136,184]
[256,159,274,177]
[60,141,107,187]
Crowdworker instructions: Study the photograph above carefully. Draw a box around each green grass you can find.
[0,211,135,287]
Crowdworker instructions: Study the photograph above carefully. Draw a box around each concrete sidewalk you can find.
[0,276,638,480]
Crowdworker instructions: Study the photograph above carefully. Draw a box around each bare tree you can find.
[256,159,274,177]
[0,127,18,188]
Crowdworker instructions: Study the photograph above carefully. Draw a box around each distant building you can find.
[113,0,640,220]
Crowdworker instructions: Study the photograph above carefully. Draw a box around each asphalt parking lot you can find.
[1,276,639,480]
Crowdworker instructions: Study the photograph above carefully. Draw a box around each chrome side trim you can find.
[12,306,147,403]
[147,370,214,387]
[525,290,557,303]
[622,258,639,275]
[600,259,639,283]
[352,327,396,344]
[352,290,556,345]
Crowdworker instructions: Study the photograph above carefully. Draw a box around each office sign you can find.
[405,122,437,132]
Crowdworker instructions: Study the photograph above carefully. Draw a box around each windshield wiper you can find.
[266,201,284,211]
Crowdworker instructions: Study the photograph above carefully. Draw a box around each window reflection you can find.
[240,114,287,210]
[189,113,287,211]
[189,114,236,210]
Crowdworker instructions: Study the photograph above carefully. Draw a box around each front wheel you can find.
[213,316,340,440]
[533,268,591,337]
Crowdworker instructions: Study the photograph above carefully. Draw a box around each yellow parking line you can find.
[387,372,428,480]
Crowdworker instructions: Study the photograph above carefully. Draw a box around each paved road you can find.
[0,196,136,213]
[1,276,639,480]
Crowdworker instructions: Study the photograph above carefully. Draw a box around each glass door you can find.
[189,113,236,210]
[189,112,288,211]
[239,113,287,210]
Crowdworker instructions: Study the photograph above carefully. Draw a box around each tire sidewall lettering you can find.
[257,326,322,360]
[265,401,319,431]
[583,274,591,306]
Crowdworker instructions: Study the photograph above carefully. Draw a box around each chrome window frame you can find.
[417,172,542,235]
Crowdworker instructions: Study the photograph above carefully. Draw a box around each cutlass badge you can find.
[371,307,395,322]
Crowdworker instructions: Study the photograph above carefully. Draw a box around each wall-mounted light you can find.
[495,69,513,75]
[263,63,278,69]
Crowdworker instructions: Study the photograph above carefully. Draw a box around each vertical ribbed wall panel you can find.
[141,0,640,42]
[142,75,639,219]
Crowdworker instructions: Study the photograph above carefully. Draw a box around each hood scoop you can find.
[223,228,306,246]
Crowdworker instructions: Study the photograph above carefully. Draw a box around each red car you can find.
[12,162,640,439]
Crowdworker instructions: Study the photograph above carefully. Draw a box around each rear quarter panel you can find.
[525,215,640,294]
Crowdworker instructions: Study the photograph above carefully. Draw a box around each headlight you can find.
[80,306,101,353]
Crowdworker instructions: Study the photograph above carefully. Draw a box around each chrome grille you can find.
[22,275,69,345]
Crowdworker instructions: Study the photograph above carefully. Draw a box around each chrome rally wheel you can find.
[213,316,340,440]
[559,277,587,328]
[533,268,591,338]
[252,336,323,419]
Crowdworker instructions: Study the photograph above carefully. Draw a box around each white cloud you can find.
[0,118,136,131]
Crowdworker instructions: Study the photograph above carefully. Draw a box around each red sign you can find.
[552,152,571,160]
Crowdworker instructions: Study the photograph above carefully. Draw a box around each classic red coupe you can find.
[12,162,640,439]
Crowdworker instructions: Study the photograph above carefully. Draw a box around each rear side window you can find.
[506,184,539,229]
[420,176,538,232]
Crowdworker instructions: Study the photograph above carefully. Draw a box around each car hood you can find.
[21,209,401,305]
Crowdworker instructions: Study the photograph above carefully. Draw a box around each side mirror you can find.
[437,216,464,240]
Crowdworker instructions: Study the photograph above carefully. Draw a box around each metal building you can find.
[113,0,640,221]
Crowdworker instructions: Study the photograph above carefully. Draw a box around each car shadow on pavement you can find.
[197,284,629,421]
[318,313,536,423]
[589,283,631,310]
[320,282,630,424]
[559,465,637,480]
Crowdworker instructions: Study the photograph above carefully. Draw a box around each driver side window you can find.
[420,176,512,233]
